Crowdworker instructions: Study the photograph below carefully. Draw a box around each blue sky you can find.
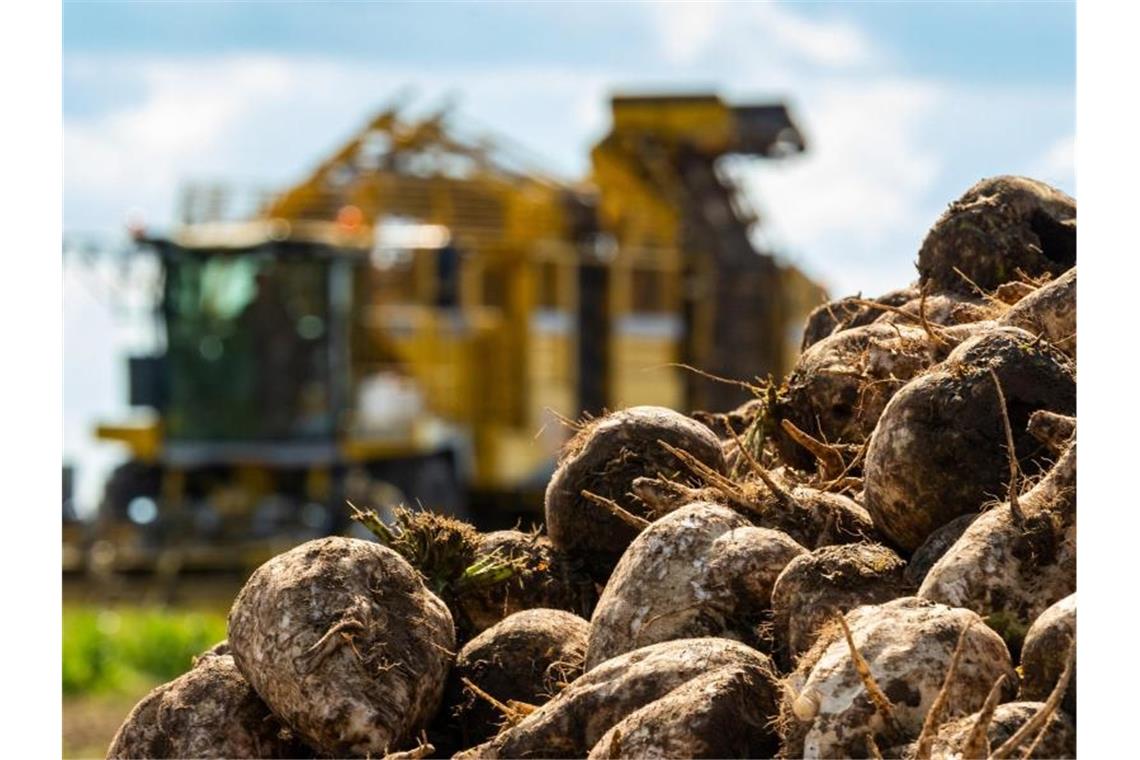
[63,1,1074,512]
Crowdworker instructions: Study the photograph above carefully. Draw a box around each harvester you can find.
[89,92,825,572]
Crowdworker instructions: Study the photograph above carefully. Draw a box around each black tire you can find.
[98,460,162,523]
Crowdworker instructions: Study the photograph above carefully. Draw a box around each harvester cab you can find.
[94,221,468,572]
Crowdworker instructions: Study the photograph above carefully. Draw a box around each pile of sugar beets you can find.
[108,176,1078,760]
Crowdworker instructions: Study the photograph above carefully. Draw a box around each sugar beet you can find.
[899,702,1076,759]
[227,537,455,757]
[770,542,911,668]
[586,662,781,758]
[545,406,726,583]
[919,441,1075,655]
[800,286,918,351]
[106,655,308,759]
[780,597,1016,759]
[864,326,1075,551]
[445,608,588,751]
[776,322,950,470]
[998,266,1076,358]
[585,502,805,668]
[917,176,1076,295]
[456,637,777,759]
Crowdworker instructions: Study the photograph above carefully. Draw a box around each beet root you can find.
[919,441,1075,656]
[227,537,455,757]
[586,502,805,668]
[998,266,1076,357]
[107,655,309,759]
[863,326,1075,551]
[456,637,778,759]
[770,542,911,668]
[1019,593,1076,716]
[545,406,726,583]
[780,597,1016,758]
[585,662,781,759]
[1027,409,1076,455]
[917,175,1076,295]
[191,639,231,667]
[443,608,588,751]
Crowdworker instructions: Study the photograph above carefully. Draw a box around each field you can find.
[62,577,237,758]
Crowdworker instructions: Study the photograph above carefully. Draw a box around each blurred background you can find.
[62,2,1074,755]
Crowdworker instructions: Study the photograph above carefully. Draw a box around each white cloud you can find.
[66,55,300,229]
[1030,134,1075,191]
[651,1,723,65]
[649,1,875,69]
[750,79,943,241]
[761,4,876,68]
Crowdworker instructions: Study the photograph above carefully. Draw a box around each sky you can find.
[62,0,1075,514]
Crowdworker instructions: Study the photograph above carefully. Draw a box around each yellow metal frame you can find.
[95,421,162,463]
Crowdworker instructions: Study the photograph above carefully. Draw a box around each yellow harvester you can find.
[91,92,825,571]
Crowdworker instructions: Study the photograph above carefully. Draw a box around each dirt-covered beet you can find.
[545,406,726,583]
[1019,593,1076,716]
[455,637,777,759]
[770,543,911,668]
[903,513,977,588]
[776,322,950,470]
[107,654,309,759]
[899,702,1077,759]
[458,529,596,635]
[780,597,1016,759]
[227,537,456,757]
[585,662,781,759]
[999,266,1076,358]
[863,326,1075,551]
[917,176,1076,295]
[446,609,589,750]
[919,441,1075,656]
[586,502,805,668]
[800,286,919,351]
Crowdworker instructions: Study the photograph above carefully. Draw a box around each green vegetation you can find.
[63,606,227,695]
